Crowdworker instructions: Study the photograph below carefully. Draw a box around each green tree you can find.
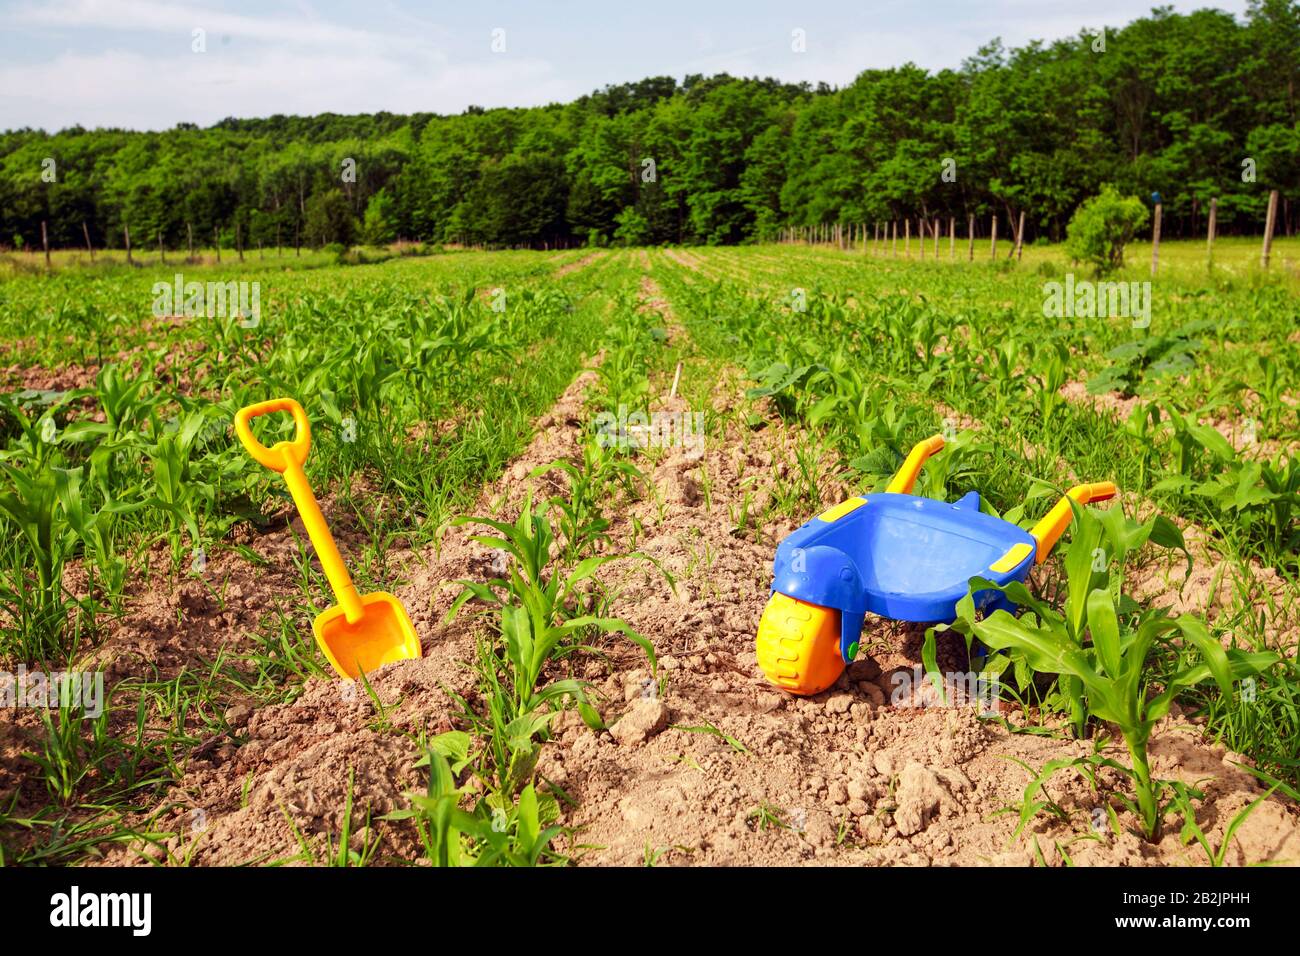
[1065,185,1149,273]
[362,188,398,245]
[303,190,358,247]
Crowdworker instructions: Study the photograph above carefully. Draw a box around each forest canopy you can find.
[3,1,1298,250]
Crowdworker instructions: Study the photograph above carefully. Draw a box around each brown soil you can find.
[1059,380,1143,422]
[1060,380,1298,461]
[554,251,605,278]
[82,362,603,865]
[1122,497,1299,655]
[26,332,1296,867]
[663,249,705,273]
[0,477,394,825]
[2,332,206,403]
[638,275,685,346]
[2,361,100,393]
[537,376,1298,866]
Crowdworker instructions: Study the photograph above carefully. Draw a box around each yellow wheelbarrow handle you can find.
[886,433,946,495]
[235,397,365,623]
[1029,482,1118,564]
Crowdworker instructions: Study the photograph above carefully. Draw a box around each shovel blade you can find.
[312,591,421,679]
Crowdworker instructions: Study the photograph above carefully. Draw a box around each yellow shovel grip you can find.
[1029,481,1118,564]
[234,397,311,473]
[886,434,946,495]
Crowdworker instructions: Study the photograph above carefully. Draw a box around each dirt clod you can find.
[609,698,670,746]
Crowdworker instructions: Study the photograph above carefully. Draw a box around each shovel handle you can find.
[235,398,364,622]
[235,397,311,473]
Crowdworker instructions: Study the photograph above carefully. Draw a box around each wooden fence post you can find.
[187,222,194,260]
[41,221,50,269]
[892,221,897,257]
[920,219,926,259]
[124,224,132,265]
[1206,197,1217,267]
[990,215,998,260]
[82,221,94,260]
[1262,189,1279,269]
[968,214,975,261]
[1013,210,1025,260]
[1151,202,1162,275]
[949,216,955,260]
[905,219,911,257]
[933,218,940,259]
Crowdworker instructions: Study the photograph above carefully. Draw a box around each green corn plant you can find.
[911,428,991,502]
[474,780,564,866]
[0,463,78,658]
[386,733,563,867]
[941,577,1278,839]
[846,404,924,487]
[929,499,1185,738]
[998,738,1131,841]
[461,626,584,795]
[52,466,147,616]
[1158,406,1227,479]
[22,692,114,806]
[1029,340,1069,423]
[595,304,655,409]
[57,363,159,487]
[0,392,74,471]
[985,337,1028,419]
[324,769,380,867]
[144,408,217,565]
[1121,402,1162,491]
[1251,354,1286,434]
[389,735,484,867]
[1167,781,1278,866]
[447,496,657,662]
[446,496,655,793]
[531,441,645,563]
[81,362,157,440]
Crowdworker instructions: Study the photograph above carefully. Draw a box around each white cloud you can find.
[0,46,575,130]
[9,0,419,52]
[0,0,1252,130]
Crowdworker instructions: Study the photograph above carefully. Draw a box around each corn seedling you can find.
[942,575,1279,838]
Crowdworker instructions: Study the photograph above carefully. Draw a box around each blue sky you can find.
[1,0,1248,132]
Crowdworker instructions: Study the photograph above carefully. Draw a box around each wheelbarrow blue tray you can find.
[771,491,1036,658]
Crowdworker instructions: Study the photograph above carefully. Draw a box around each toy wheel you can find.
[756,593,844,695]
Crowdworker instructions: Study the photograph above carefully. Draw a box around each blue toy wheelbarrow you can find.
[756,434,1117,695]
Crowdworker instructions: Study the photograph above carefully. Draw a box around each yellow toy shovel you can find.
[234,397,421,679]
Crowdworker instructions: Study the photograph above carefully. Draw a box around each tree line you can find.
[2,1,1298,252]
